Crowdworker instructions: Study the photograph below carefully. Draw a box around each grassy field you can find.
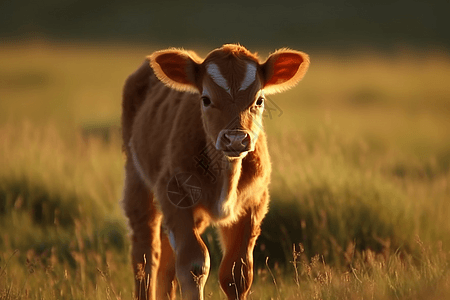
[1,41,450,299]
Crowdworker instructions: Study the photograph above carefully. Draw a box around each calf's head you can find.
[149,44,309,158]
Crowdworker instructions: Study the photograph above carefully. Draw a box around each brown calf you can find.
[122,44,309,300]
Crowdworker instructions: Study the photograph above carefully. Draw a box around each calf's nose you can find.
[224,131,249,148]
[216,130,251,154]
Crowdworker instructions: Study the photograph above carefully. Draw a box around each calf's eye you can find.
[202,97,211,107]
[255,97,264,106]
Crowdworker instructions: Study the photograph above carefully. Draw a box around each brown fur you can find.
[122,44,309,300]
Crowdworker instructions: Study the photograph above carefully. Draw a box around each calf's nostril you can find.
[242,134,250,147]
[223,133,232,145]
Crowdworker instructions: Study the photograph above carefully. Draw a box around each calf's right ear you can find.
[148,49,201,93]
[260,49,310,95]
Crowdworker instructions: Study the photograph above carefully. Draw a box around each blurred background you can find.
[1,0,449,50]
[1,0,450,299]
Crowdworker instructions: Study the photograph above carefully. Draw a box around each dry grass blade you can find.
[265,257,281,300]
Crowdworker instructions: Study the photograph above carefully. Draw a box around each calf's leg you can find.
[163,208,210,300]
[156,230,178,299]
[218,193,268,300]
[123,162,162,300]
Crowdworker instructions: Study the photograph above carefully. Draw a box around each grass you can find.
[1,41,449,299]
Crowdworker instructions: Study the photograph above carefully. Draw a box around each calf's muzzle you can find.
[216,129,252,157]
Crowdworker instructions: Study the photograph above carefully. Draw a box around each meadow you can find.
[1,42,449,299]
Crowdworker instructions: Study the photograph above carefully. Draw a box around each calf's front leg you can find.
[162,207,210,300]
[156,231,177,300]
[218,194,268,300]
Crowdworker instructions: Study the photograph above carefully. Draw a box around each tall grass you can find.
[1,42,449,299]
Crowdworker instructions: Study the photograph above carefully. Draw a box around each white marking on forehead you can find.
[206,63,230,94]
[239,62,257,91]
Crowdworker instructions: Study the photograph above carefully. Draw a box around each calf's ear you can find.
[148,49,202,93]
[260,49,310,94]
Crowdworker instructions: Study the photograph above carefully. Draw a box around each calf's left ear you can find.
[260,49,310,94]
[148,49,202,93]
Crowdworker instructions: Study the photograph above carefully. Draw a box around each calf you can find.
[122,44,309,300]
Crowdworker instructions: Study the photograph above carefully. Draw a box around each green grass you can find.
[1,41,450,299]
